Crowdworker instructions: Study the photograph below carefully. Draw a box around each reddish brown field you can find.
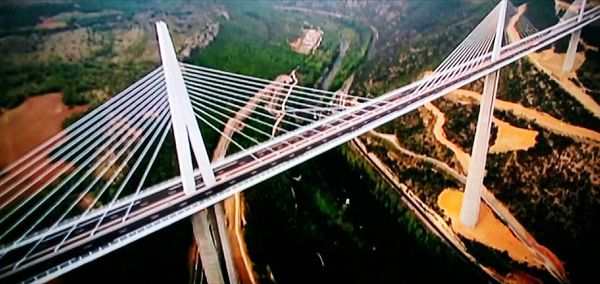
[0,93,88,168]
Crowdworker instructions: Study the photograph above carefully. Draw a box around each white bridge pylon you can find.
[156,21,216,194]
[1,2,599,282]
[563,0,587,72]
[459,0,507,227]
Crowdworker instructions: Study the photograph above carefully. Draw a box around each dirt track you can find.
[507,3,600,120]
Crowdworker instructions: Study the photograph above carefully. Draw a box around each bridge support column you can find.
[563,0,586,72]
[192,210,225,284]
[459,0,506,227]
[191,206,238,284]
[214,203,239,284]
[459,71,499,227]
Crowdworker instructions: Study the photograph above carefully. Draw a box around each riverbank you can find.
[320,37,349,90]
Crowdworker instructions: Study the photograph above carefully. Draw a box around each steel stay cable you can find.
[0,79,166,201]
[0,88,168,240]
[0,67,163,179]
[182,73,341,112]
[15,105,172,263]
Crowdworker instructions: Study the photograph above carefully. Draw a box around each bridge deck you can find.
[1,6,599,283]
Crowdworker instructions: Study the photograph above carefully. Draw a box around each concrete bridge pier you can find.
[191,204,238,284]
[459,71,500,227]
[192,210,224,284]
[459,0,506,227]
[213,202,239,284]
[563,0,586,72]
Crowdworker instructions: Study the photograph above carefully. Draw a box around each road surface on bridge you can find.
[2,6,599,283]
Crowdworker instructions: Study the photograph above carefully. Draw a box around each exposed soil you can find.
[289,28,324,55]
[490,119,538,153]
[507,3,600,120]
[37,18,67,30]
[438,189,545,269]
[417,95,567,279]
[0,93,88,167]
[0,93,88,203]
[447,89,600,143]
[422,102,471,172]
[210,72,298,284]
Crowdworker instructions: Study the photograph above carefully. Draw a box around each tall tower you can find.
[156,22,237,284]
[459,0,507,227]
[155,21,216,193]
[563,0,587,72]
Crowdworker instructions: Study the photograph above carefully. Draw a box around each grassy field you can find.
[0,1,219,110]
[185,1,370,87]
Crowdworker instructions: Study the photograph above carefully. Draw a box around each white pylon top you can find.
[579,0,587,22]
[156,21,216,194]
[492,0,508,61]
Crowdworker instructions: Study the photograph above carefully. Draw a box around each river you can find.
[320,36,349,90]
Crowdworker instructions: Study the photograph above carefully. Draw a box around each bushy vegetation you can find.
[243,146,486,283]
[436,100,479,153]
[328,22,372,90]
[0,1,162,110]
[483,112,600,283]
[581,25,600,48]
[378,111,429,154]
[366,139,460,210]
[0,1,157,37]
[185,2,303,79]
[578,23,600,95]
[577,50,600,102]
[511,0,558,30]
[182,3,489,282]
[5,0,598,282]
[187,37,304,80]
[61,218,193,283]
[349,1,492,95]
[185,1,371,89]
[0,60,157,109]
[460,236,555,283]
[0,2,75,32]
[494,59,600,133]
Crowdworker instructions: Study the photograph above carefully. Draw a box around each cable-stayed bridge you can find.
[0,1,598,282]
